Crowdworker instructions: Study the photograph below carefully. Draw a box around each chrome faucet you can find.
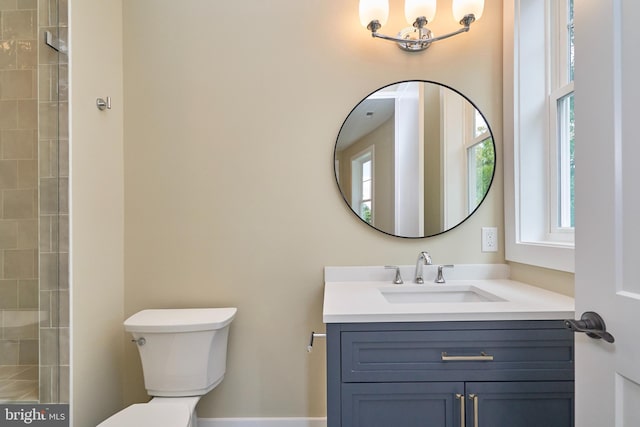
[385,265,404,285]
[414,251,432,284]
[435,264,454,284]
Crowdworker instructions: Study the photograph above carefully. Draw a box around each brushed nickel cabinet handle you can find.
[441,352,494,361]
[468,394,479,427]
[456,393,465,427]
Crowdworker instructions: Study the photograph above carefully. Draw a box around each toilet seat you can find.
[97,402,191,427]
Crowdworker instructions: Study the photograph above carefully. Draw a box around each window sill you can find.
[506,240,575,273]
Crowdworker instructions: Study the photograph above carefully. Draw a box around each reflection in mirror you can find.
[334,81,495,238]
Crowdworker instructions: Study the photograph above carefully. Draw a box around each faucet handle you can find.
[384,265,404,285]
[435,264,454,284]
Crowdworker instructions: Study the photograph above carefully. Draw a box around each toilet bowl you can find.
[97,308,237,427]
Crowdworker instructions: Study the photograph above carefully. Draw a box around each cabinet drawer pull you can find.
[441,352,494,361]
[456,394,465,427]
[468,394,479,427]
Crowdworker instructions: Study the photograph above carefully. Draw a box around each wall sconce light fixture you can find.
[359,0,484,52]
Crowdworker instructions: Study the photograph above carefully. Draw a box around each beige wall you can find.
[336,114,395,232]
[117,0,573,420]
[122,0,503,418]
[70,0,124,425]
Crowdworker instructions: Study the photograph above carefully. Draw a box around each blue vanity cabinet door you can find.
[465,381,574,427]
[342,382,464,427]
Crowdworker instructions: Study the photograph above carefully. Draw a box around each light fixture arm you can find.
[367,13,477,52]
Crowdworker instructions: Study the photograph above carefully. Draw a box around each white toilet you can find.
[97,307,237,427]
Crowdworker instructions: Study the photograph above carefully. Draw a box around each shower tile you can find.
[0,221,18,248]
[59,365,68,402]
[0,1,18,11]
[37,101,57,138]
[0,40,17,70]
[17,279,36,308]
[58,139,68,176]
[0,101,18,129]
[0,69,34,100]
[38,252,55,289]
[58,64,68,102]
[16,218,36,248]
[3,189,35,219]
[17,159,36,188]
[38,290,49,326]
[17,99,36,129]
[38,177,56,214]
[38,140,54,177]
[38,366,51,403]
[37,64,56,101]
[0,340,19,364]
[45,252,69,290]
[38,215,51,252]
[38,103,68,142]
[58,214,68,252]
[48,289,68,327]
[37,0,54,27]
[58,177,68,214]
[3,309,38,339]
[10,366,37,381]
[1,10,36,40]
[3,248,35,279]
[17,0,37,10]
[16,40,35,69]
[1,130,36,159]
[18,338,37,364]
[0,280,17,308]
[0,159,18,188]
[40,327,65,365]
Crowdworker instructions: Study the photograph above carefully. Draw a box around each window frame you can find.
[465,106,492,214]
[350,147,375,225]
[503,0,575,272]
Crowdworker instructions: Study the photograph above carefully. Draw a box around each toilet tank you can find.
[125,308,237,397]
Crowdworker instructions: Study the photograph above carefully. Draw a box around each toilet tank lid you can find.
[124,308,237,333]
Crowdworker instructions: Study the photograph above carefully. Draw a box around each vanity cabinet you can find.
[327,320,574,427]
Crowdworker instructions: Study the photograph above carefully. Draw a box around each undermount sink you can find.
[379,285,506,304]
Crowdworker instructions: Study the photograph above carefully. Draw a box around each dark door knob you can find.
[564,311,615,343]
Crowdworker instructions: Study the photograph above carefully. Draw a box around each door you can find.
[574,0,640,425]
[342,382,463,427]
[465,382,574,427]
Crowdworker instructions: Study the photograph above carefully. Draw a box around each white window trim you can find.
[465,105,491,214]
[503,0,575,272]
[351,147,375,225]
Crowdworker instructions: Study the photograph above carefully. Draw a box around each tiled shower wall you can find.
[0,0,69,403]
[38,0,69,404]
[0,0,41,402]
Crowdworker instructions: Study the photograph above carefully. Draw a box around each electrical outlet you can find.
[482,227,498,252]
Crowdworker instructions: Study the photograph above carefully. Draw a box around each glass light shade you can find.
[359,0,389,28]
[405,0,436,24]
[452,0,484,22]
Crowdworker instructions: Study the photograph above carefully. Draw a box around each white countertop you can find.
[323,265,575,323]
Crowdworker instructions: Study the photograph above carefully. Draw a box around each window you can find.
[467,110,494,212]
[503,0,575,272]
[550,0,575,232]
[351,148,374,225]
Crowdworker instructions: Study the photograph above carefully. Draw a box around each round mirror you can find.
[334,81,495,238]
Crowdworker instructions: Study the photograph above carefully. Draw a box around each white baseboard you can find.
[198,418,327,427]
